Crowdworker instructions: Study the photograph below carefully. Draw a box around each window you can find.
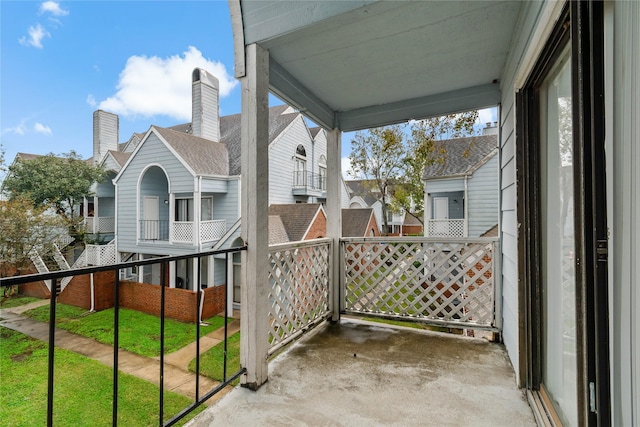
[294,144,307,187]
[319,155,327,190]
[175,198,194,221]
[201,197,213,221]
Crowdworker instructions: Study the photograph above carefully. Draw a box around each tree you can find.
[348,125,406,233]
[348,112,478,232]
[0,197,68,292]
[2,151,106,240]
[394,111,479,219]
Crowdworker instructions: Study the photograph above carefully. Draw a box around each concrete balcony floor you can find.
[188,318,536,426]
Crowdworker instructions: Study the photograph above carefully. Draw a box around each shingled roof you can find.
[269,215,290,244]
[422,134,497,180]
[165,104,297,176]
[106,150,131,168]
[268,203,324,242]
[342,208,376,237]
[345,180,381,206]
[154,126,229,176]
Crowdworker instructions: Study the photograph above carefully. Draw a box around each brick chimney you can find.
[93,110,119,163]
[192,68,220,141]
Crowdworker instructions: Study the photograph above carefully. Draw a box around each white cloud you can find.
[34,123,52,135]
[2,120,28,136]
[96,46,238,121]
[19,24,50,49]
[341,156,351,179]
[39,1,69,16]
[477,107,498,126]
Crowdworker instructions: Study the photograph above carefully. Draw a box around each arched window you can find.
[294,144,307,187]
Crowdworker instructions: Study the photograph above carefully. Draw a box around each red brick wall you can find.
[57,273,226,323]
[18,281,50,299]
[401,224,423,236]
[57,271,115,311]
[118,281,226,323]
[304,210,327,239]
[367,215,380,236]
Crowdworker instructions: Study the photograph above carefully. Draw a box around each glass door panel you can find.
[540,44,577,426]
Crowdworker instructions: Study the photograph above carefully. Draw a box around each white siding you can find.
[268,116,313,204]
[468,155,499,237]
[608,1,640,423]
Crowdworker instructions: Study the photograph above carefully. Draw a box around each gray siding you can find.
[429,191,464,220]
[468,155,499,237]
[425,178,464,193]
[212,178,240,226]
[116,131,194,254]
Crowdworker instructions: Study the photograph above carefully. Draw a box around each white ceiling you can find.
[235,1,524,131]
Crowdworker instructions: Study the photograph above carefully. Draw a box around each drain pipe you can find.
[89,273,95,312]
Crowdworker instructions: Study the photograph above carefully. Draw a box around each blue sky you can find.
[1,1,497,177]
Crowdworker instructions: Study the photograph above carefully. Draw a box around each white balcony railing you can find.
[341,236,500,330]
[171,219,227,244]
[85,216,115,234]
[85,243,118,266]
[427,219,466,237]
[267,238,333,354]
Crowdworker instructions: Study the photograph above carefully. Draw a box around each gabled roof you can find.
[219,104,297,175]
[268,203,324,242]
[345,180,381,206]
[342,208,376,237]
[422,134,498,180]
[106,150,131,168]
[309,127,322,138]
[269,215,289,245]
[163,104,297,176]
[154,127,229,176]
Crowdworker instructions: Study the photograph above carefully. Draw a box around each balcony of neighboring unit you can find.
[292,171,327,197]
[426,218,467,237]
[85,216,115,234]
[139,219,226,244]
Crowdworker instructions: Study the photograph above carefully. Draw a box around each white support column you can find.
[240,43,270,390]
[326,128,342,321]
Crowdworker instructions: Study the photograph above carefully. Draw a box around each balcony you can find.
[292,171,326,197]
[426,218,466,237]
[1,237,532,426]
[139,220,226,244]
[85,216,115,234]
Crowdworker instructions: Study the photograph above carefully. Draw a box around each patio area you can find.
[187,318,535,426]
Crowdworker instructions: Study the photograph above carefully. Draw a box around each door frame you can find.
[516,1,610,425]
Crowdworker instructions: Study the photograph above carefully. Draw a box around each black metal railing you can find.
[139,220,170,241]
[0,246,247,427]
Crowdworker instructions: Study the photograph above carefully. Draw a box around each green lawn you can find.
[0,296,41,309]
[189,332,241,384]
[23,304,227,357]
[0,327,202,426]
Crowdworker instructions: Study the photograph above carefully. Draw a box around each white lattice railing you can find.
[86,216,114,233]
[427,219,466,237]
[172,221,194,243]
[267,238,332,354]
[85,243,117,266]
[342,237,500,331]
[200,220,226,242]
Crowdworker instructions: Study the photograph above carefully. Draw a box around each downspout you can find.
[90,273,95,312]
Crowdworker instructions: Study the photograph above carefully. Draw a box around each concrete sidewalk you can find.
[0,300,239,403]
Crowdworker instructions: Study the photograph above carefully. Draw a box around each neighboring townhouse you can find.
[341,208,379,237]
[103,68,332,292]
[345,179,419,235]
[422,131,499,238]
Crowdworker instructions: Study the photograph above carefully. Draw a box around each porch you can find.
[188,318,534,426]
[139,219,227,244]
